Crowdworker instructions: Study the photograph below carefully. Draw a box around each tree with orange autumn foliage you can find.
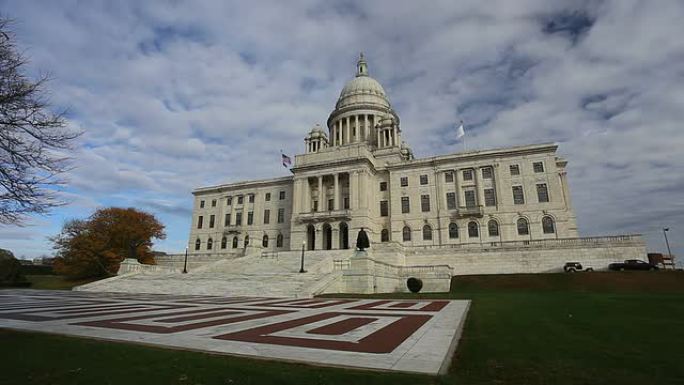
[52,207,166,279]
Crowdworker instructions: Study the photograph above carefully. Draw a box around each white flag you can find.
[456,122,465,140]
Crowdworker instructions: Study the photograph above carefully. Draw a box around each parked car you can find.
[563,262,593,272]
[608,259,659,271]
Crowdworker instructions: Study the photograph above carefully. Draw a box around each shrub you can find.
[0,249,29,287]
[407,277,423,293]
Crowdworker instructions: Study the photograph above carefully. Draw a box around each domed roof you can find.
[335,54,390,110]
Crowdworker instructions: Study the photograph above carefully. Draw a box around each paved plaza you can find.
[0,290,469,374]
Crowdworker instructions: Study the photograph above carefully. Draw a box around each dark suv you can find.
[563,262,593,273]
[608,260,659,271]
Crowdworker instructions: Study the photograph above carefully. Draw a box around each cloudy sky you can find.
[1,0,682,262]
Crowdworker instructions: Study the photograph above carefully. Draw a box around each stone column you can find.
[345,116,350,145]
[359,171,367,209]
[363,114,368,141]
[292,178,301,215]
[454,168,462,207]
[334,173,340,210]
[332,228,339,250]
[315,224,324,250]
[350,171,359,210]
[354,115,359,142]
[317,175,324,212]
[493,163,503,209]
[376,129,381,148]
[475,167,485,207]
[306,178,312,212]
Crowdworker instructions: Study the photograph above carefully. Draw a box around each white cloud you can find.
[0,0,682,262]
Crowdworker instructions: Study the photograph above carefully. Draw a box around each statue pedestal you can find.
[353,250,368,258]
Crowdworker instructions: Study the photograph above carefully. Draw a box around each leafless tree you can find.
[0,18,81,224]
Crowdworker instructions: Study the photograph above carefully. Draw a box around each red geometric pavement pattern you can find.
[0,290,469,374]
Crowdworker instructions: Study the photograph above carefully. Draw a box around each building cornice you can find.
[193,175,293,195]
[386,142,559,171]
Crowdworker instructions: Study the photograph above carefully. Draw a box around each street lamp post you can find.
[663,228,672,258]
[183,247,188,274]
[299,240,306,273]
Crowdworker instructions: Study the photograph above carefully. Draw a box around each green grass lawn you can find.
[20,275,99,290]
[1,272,683,385]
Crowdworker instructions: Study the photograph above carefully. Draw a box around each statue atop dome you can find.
[356,52,368,77]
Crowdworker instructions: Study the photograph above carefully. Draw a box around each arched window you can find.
[276,233,283,248]
[262,234,269,248]
[232,237,238,248]
[207,238,213,250]
[517,218,529,235]
[542,216,555,234]
[448,223,459,239]
[422,225,432,241]
[244,235,250,247]
[195,238,201,251]
[402,226,411,242]
[381,229,389,242]
[468,221,479,238]
[488,220,499,237]
[221,236,227,249]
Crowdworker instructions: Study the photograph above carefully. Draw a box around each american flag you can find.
[281,153,292,168]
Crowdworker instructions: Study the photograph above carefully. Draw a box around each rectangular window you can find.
[277,208,285,223]
[235,212,242,226]
[482,167,493,179]
[421,194,431,212]
[445,172,454,183]
[197,216,203,229]
[279,191,286,200]
[463,169,473,181]
[446,192,457,210]
[209,215,215,228]
[401,197,410,213]
[380,200,389,217]
[510,164,520,176]
[484,188,496,207]
[211,199,217,207]
[420,175,428,185]
[224,213,231,226]
[537,183,549,203]
[247,212,253,225]
[512,186,525,205]
[533,162,544,173]
[379,182,387,191]
[464,190,476,207]
[400,176,408,187]
[263,209,270,224]
[226,197,232,205]
[199,200,205,208]
[328,199,334,211]
[265,193,271,201]
[343,197,349,209]
[237,196,244,204]
[248,194,255,203]
[313,200,318,211]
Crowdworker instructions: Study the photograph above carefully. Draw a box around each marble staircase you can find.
[74,249,356,298]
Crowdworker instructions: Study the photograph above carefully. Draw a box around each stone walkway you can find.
[0,289,469,374]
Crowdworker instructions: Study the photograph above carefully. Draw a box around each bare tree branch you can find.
[0,18,82,225]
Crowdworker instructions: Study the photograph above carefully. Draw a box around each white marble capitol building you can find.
[77,55,646,296]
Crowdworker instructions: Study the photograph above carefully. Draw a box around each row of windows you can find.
[389,161,546,191]
[393,216,556,242]
[197,208,285,229]
[383,184,548,215]
[195,233,285,251]
[198,191,286,209]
